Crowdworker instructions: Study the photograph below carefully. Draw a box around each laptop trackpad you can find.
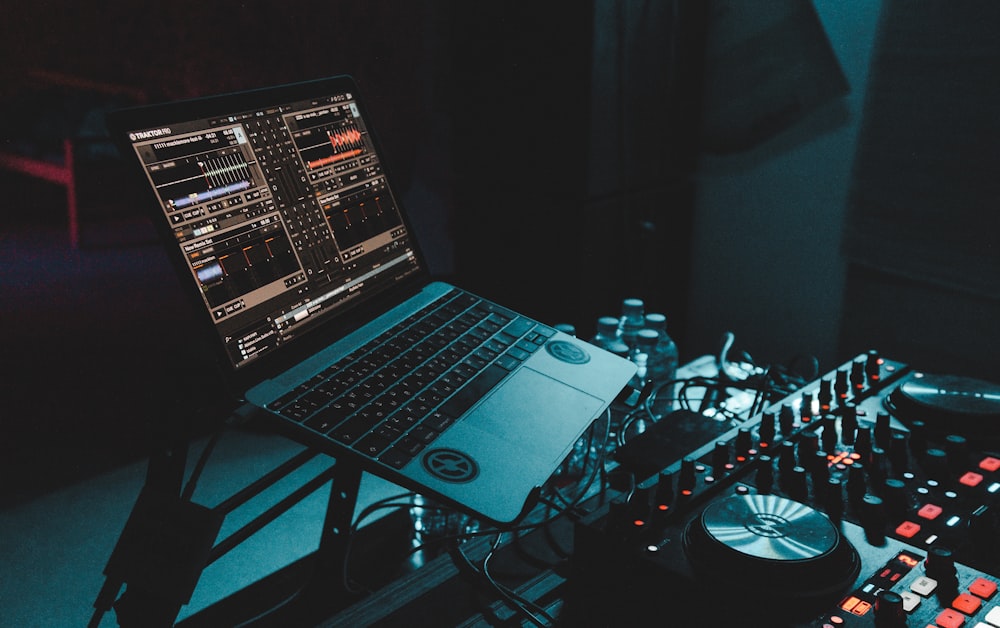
[461,367,604,463]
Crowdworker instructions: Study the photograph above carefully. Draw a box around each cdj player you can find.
[566,351,1000,627]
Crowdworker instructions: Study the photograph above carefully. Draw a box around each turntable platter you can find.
[887,373,1000,440]
[700,494,838,561]
[683,494,860,600]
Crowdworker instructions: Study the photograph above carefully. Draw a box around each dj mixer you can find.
[567,351,1000,627]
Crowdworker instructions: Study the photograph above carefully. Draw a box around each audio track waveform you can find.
[301,124,366,169]
[150,148,259,212]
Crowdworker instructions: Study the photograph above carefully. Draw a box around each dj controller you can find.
[565,351,1000,627]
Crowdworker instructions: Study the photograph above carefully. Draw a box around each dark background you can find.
[2,0,999,503]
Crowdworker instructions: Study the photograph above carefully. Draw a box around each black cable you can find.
[450,532,554,628]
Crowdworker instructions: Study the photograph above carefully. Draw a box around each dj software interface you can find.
[126,93,420,369]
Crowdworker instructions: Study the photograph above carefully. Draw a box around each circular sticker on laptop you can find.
[422,448,479,483]
[545,339,591,364]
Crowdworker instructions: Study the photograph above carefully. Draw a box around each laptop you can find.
[106,75,636,525]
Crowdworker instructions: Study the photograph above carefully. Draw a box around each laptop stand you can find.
[91,427,366,628]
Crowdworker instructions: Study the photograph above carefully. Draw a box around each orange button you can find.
[952,592,981,615]
[935,608,966,628]
[980,456,1000,472]
[918,503,943,520]
[959,471,984,487]
[969,577,998,599]
[895,521,921,538]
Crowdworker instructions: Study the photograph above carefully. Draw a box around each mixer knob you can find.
[834,368,850,399]
[944,434,968,474]
[817,377,833,410]
[841,405,858,446]
[924,546,958,589]
[779,441,797,473]
[779,404,795,436]
[811,450,830,485]
[784,465,809,502]
[759,412,776,448]
[874,590,906,627]
[923,448,949,481]
[712,440,730,472]
[756,455,774,494]
[882,478,908,522]
[889,432,909,474]
[874,412,892,449]
[799,429,819,461]
[800,391,815,421]
[823,478,844,522]
[628,483,653,525]
[605,499,630,536]
[821,415,839,451]
[654,471,675,511]
[855,425,873,458]
[861,494,887,545]
[868,447,887,488]
[907,420,927,458]
[679,457,697,493]
[865,349,882,381]
[851,359,866,392]
[847,463,867,505]
[735,428,753,461]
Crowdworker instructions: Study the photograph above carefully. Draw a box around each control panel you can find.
[568,351,1000,627]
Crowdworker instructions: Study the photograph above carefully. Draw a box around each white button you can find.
[900,591,921,613]
[911,576,938,596]
[985,606,1000,627]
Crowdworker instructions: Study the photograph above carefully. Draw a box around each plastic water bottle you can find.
[630,328,659,388]
[588,316,629,357]
[643,313,678,386]
[617,298,645,351]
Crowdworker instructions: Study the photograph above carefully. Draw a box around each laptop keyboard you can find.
[266,289,554,469]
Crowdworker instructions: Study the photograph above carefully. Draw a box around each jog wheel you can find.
[887,372,1000,443]
[682,494,860,602]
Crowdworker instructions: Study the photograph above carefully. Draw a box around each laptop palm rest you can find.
[411,367,603,523]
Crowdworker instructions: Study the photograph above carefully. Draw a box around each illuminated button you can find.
[954,593,983,615]
[912,575,938,596]
[840,596,863,612]
[980,456,1000,472]
[936,608,967,628]
[918,503,944,520]
[851,600,872,616]
[961,472,985,487]
[896,521,921,538]
[970,578,998,600]
[984,606,1000,626]
[899,590,921,612]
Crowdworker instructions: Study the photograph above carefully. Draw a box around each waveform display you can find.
[296,123,366,170]
[149,147,259,212]
[322,182,402,250]
[189,221,299,308]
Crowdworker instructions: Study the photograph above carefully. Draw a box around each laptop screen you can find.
[115,78,424,371]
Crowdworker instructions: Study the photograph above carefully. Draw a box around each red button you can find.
[952,592,981,615]
[895,521,921,538]
[980,456,1000,472]
[969,577,998,599]
[918,503,943,520]
[935,608,966,628]
[959,471,984,487]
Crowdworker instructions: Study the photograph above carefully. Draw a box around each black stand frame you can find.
[96,429,365,628]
